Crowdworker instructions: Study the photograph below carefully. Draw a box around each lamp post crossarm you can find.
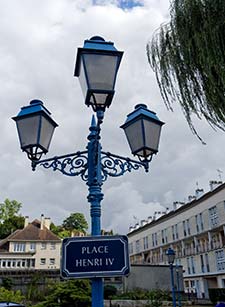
[31,149,150,181]
[32,150,89,181]
[101,151,149,181]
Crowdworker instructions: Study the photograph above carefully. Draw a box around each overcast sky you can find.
[1,0,224,234]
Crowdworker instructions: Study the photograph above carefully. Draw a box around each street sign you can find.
[61,235,130,278]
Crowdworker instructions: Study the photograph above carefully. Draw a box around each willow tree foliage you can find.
[147,0,225,141]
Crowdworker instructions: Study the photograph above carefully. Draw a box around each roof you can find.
[0,219,60,249]
[127,181,225,236]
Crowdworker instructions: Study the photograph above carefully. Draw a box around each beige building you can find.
[0,215,61,271]
[127,181,225,299]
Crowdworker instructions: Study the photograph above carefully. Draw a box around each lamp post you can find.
[166,248,176,307]
[13,36,164,307]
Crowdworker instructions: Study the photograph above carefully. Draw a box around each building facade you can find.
[0,215,61,272]
[127,181,225,299]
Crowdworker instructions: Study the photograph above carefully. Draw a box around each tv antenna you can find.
[217,169,223,181]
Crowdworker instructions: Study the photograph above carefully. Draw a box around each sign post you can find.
[61,235,130,278]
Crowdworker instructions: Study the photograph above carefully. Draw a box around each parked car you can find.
[0,303,25,307]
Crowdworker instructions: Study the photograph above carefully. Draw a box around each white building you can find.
[127,181,225,299]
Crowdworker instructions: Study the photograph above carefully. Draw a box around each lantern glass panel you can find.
[78,57,88,98]
[143,119,162,153]
[167,253,175,264]
[16,116,40,148]
[83,53,118,90]
[123,120,144,155]
[90,93,108,106]
[39,116,56,151]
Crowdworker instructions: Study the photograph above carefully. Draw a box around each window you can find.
[175,224,179,239]
[183,220,191,237]
[196,213,204,233]
[200,213,204,231]
[205,253,210,272]
[152,233,158,247]
[183,221,187,237]
[31,259,35,267]
[191,256,195,273]
[216,250,225,271]
[135,240,140,253]
[161,229,168,244]
[187,257,191,274]
[30,242,36,251]
[13,243,25,252]
[172,224,179,240]
[187,219,191,235]
[143,236,149,250]
[187,257,196,274]
[209,206,219,228]
[49,258,55,265]
[50,242,56,250]
[40,258,46,265]
[200,254,205,272]
[41,242,46,249]
[172,225,175,240]
[129,243,133,254]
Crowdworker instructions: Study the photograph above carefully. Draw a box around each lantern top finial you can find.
[135,104,147,110]
[90,36,105,42]
[30,99,43,106]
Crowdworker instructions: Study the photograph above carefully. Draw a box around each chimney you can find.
[134,223,139,229]
[141,220,147,227]
[40,214,44,230]
[24,216,29,228]
[129,226,135,232]
[44,217,51,230]
[209,180,222,191]
[173,201,185,211]
[148,216,153,223]
[195,188,204,199]
[188,195,196,202]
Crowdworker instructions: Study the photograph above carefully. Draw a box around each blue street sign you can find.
[61,235,130,278]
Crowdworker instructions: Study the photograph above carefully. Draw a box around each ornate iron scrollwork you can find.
[32,150,148,181]
[101,151,147,181]
[33,151,89,181]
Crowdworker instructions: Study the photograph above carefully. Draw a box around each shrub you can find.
[104,285,117,299]
[33,279,91,307]
[209,288,225,304]
[147,289,169,307]
[0,287,25,303]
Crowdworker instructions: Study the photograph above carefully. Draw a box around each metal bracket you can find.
[32,150,149,181]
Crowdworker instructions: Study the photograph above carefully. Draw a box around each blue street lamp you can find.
[13,36,164,307]
[166,248,176,307]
